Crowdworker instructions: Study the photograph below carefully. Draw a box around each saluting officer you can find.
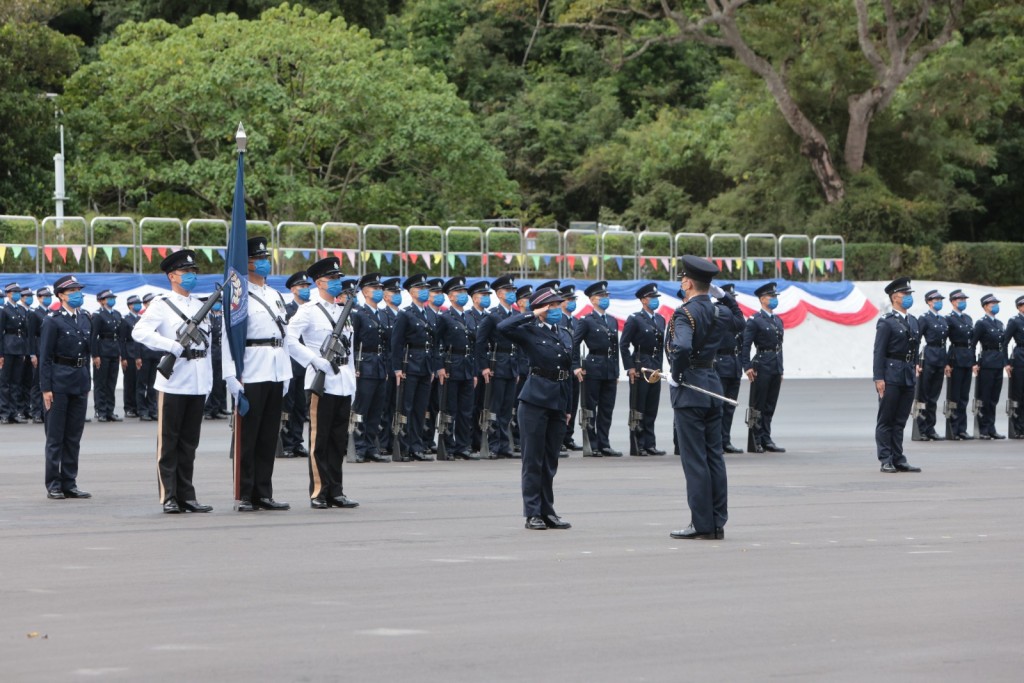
[873,277,923,473]
[286,256,360,509]
[29,287,54,424]
[90,289,123,422]
[0,282,31,423]
[510,283,534,453]
[972,293,1008,439]
[132,249,215,514]
[39,275,92,499]
[945,289,976,440]
[620,283,667,456]
[203,296,227,419]
[136,293,162,421]
[390,272,441,461]
[350,272,391,463]
[280,271,312,456]
[712,283,746,453]
[467,279,492,454]
[741,282,786,453]
[120,294,143,418]
[498,287,573,531]
[222,236,293,512]
[572,281,622,457]
[378,277,402,456]
[436,276,479,460]
[915,290,949,440]
[1003,295,1024,438]
[557,284,582,452]
[668,256,729,540]
[474,275,519,458]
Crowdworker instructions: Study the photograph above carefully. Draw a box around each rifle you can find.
[157,282,223,379]
[1006,396,1020,439]
[628,365,643,456]
[942,372,956,440]
[910,365,926,442]
[745,374,762,453]
[971,374,983,439]
[391,347,409,462]
[579,373,594,457]
[310,294,357,397]
[478,347,497,459]
[436,359,453,461]
[346,344,364,463]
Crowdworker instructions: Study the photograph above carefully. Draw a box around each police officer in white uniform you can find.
[132,249,215,514]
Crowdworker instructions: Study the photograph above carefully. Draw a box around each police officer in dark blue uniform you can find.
[120,294,143,418]
[29,287,54,423]
[16,286,37,422]
[510,283,534,453]
[0,282,31,423]
[498,287,573,531]
[557,284,582,452]
[572,281,622,457]
[1003,295,1024,438]
[467,279,492,453]
[378,277,402,456]
[137,292,162,421]
[280,271,312,455]
[668,255,728,540]
[620,282,667,456]
[436,276,480,460]
[423,278,447,453]
[39,275,93,499]
[203,295,227,419]
[945,289,976,440]
[972,293,1007,439]
[712,283,745,453]
[873,277,923,473]
[741,282,786,453]
[475,275,519,458]
[391,272,441,461]
[915,290,949,440]
[90,289,123,421]
[350,272,391,462]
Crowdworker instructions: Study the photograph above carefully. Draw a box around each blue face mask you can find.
[598,297,610,311]
[10,293,21,303]
[521,302,531,312]
[179,272,198,292]
[326,280,343,298]
[131,303,142,313]
[371,289,384,304]
[43,297,53,307]
[107,297,117,307]
[298,287,311,302]
[546,308,563,324]
[647,297,660,311]
[768,297,779,310]
[416,288,430,303]
[455,292,469,307]
[480,295,491,308]
[432,293,445,307]
[23,296,33,305]
[901,294,914,310]
[991,304,1000,315]
[253,259,272,277]
[67,291,85,308]
[390,293,403,306]
[932,300,943,312]
[566,299,576,313]
[212,302,222,312]
[956,300,967,312]
[503,291,517,306]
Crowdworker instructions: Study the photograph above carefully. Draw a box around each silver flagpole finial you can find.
[235,123,247,153]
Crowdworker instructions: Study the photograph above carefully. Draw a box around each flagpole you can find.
[231,123,248,505]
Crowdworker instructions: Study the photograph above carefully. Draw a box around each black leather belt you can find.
[982,345,1001,351]
[925,342,945,347]
[690,359,714,369]
[360,348,387,355]
[183,349,207,360]
[531,367,571,381]
[757,346,781,353]
[55,355,87,367]
[950,342,968,348]
[5,330,26,337]
[589,349,617,358]
[246,338,282,348]
[447,348,472,355]
[98,333,117,340]
[716,349,738,356]
[637,347,661,355]
[494,345,514,353]
[886,352,916,362]
[407,344,431,350]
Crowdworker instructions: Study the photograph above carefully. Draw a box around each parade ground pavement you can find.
[1,378,1022,682]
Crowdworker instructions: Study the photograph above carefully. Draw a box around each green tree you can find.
[62,4,518,224]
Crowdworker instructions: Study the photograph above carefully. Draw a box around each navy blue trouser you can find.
[353,376,387,456]
[0,354,26,419]
[875,382,915,465]
[400,373,432,455]
[157,392,204,504]
[518,401,566,518]
[237,381,283,502]
[975,368,1003,436]
[93,356,119,418]
[915,363,945,436]
[444,377,475,455]
[718,375,741,446]
[487,376,517,455]
[749,372,782,447]
[674,404,727,533]
[44,392,88,493]
[584,377,617,450]
[948,366,972,435]
[280,359,307,451]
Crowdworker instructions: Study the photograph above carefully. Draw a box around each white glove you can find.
[311,357,333,374]
[225,375,243,400]
[708,284,725,300]
[169,341,185,357]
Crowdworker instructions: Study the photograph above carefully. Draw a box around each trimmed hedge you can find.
[838,242,1024,286]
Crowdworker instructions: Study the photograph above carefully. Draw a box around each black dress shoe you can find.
[764,443,786,453]
[293,445,309,457]
[96,416,110,423]
[409,452,434,462]
[181,500,213,513]
[279,449,296,458]
[583,451,602,457]
[630,449,647,457]
[32,417,44,424]
[957,432,974,440]
[543,514,571,529]
[645,447,667,456]
[139,415,154,422]
[979,434,992,440]
[163,499,181,514]
[895,463,922,473]
[715,527,725,540]
[236,499,255,512]
[109,414,123,422]
[525,516,547,530]
[559,449,569,457]
[751,444,766,453]
[255,498,290,511]
[329,495,359,508]
[10,415,27,424]
[125,410,138,418]
[991,433,1006,440]
[310,497,329,509]
[564,440,582,451]
[670,525,716,540]
[455,452,481,461]
[365,453,392,463]
[723,443,743,454]
[64,488,91,498]
[47,489,65,500]
[599,448,623,457]
[927,433,945,441]
[880,462,899,473]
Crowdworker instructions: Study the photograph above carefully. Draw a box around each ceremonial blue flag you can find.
[224,131,250,415]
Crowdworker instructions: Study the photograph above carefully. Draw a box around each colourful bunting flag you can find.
[0,246,6,263]
[785,260,793,275]
[459,254,467,267]
[284,249,294,259]
[503,253,514,265]
[448,253,456,268]
[143,246,153,262]
[57,246,68,262]
[836,260,844,273]
[372,252,382,267]
[409,253,418,264]
[384,252,394,264]
[103,247,113,261]
[481,254,488,266]
[615,257,623,271]
[531,255,540,269]
[302,250,311,259]
[202,248,214,262]
[157,247,168,258]
[795,259,803,273]
[515,254,524,266]
[746,259,754,274]
[568,255,576,269]
[661,257,670,271]
[543,255,551,266]
[217,249,226,260]
[362,251,371,262]
[423,252,432,268]
[119,246,128,258]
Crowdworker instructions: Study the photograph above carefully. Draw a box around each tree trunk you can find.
[845,91,882,174]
